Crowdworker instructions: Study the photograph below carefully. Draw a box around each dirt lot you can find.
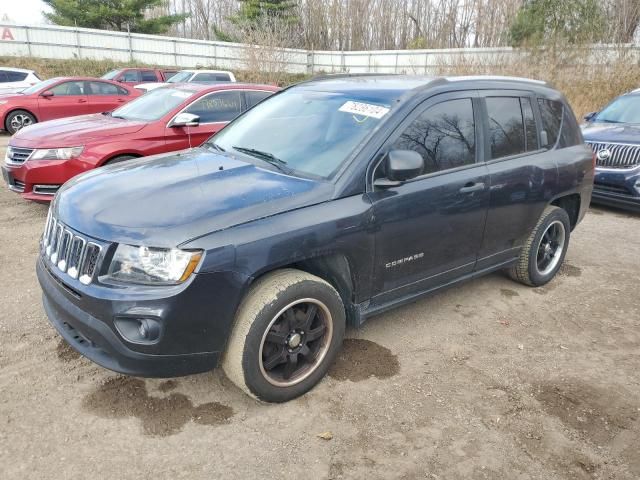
[0,133,638,480]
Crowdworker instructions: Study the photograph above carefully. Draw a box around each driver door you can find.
[367,92,490,303]
[165,90,243,150]
[37,80,89,120]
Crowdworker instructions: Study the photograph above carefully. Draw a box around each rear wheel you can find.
[5,110,36,134]
[508,206,571,286]
[222,269,345,402]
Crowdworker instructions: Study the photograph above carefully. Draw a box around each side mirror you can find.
[583,111,597,122]
[40,90,54,98]
[169,113,200,128]
[374,150,424,188]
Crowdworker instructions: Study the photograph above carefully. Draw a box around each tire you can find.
[222,269,346,403]
[106,155,137,165]
[508,206,571,287]
[5,110,36,134]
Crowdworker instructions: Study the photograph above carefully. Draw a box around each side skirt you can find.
[353,257,518,326]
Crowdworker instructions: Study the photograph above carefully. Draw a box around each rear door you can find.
[85,81,131,113]
[475,91,558,269]
[37,80,89,120]
[368,92,491,301]
[164,90,243,150]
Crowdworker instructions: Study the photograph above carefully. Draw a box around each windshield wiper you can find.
[598,119,622,123]
[232,146,291,174]
[206,142,226,152]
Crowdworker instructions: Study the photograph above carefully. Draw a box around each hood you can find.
[54,148,333,247]
[581,123,640,144]
[11,114,147,146]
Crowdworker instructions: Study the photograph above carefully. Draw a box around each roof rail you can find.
[309,72,400,81]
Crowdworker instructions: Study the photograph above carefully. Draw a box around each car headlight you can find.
[106,244,202,285]
[31,146,84,160]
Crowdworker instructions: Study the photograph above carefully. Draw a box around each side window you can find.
[87,81,127,95]
[521,97,538,151]
[537,98,563,148]
[558,107,583,148]
[141,70,158,82]
[246,90,273,108]
[50,81,85,96]
[0,71,8,82]
[7,71,28,81]
[391,98,476,175]
[164,70,178,80]
[486,97,526,159]
[121,70,140,82]
[184,91,243,123]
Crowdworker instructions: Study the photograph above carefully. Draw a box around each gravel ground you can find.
[0,133,639,480]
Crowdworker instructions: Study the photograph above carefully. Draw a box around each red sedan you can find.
[2,83,279,201]
[0,77,141,134]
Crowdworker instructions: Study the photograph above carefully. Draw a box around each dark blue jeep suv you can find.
[582,90,640,211]
[37,75,594,402]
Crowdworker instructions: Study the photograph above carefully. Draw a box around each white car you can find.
[135,69,236,92]
[0,68,41,94]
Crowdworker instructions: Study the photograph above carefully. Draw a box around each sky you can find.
[0,0,51,25]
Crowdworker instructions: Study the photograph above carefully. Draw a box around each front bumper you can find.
[37,253,248,377]
[592,167,640,212]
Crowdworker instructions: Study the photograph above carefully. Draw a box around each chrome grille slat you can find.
[41,210,103,285]
[5,146,34,165]
[586,141,640,169]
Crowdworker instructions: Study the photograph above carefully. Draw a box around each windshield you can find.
[210,89,390,179]
[167,71,193,83]
[22,78,60,95]
[111,87,195,121]
[595,95,640,124]
[101,70,120,80]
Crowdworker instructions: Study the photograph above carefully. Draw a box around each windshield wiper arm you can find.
[232,146,291,173]
[206,142,226,152]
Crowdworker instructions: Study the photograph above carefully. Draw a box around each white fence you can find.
[0,23,638,75]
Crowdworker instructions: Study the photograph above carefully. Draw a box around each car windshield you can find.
[110,87,195,121]
[209,89,391,179]
[594,95,640,124]
[21,78,60,95]
[101,70,120,80]
[167,71,193,83]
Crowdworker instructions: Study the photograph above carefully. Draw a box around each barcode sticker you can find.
[339,101,389,119]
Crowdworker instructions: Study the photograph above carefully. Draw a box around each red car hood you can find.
[12,114,147,147]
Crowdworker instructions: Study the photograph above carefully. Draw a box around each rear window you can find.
[486,97,526,159]
[192,73,231,83]
[558,106,583,147]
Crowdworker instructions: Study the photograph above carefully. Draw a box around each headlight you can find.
[31,146,84,161]
[106,244,202,285]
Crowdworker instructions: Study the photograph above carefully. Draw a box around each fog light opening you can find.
[114,316,161,344]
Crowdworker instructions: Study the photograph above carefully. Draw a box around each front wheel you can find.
[508,206,571,286]
[6,110,36,134]
[222,269,345,402]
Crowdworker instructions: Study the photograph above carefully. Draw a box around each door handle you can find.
[459,182,485,193]
[78,99,87,103]
[117,99,126,103]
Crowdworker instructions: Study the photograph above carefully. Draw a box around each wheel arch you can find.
[100,152,143,166]
[550,193,581,230]
[248,253,359,327]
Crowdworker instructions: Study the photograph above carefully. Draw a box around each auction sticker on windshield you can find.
[339,101,390,119]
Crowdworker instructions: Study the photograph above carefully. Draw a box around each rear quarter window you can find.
[538,98,582,148]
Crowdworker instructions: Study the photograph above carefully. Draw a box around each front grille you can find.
[42,210,103,285]
[587,142,640,169]
[5,146,34,165]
